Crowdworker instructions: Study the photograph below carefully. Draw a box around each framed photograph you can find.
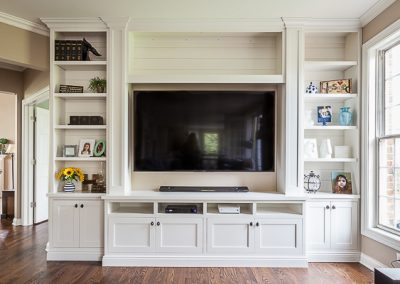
[78,139,95,157]
[304,138,318,159]
[317,106,332,126]
[63,145,78,157]
[94,140,106,157]
[320,79,352,94]
[331,172,352,194]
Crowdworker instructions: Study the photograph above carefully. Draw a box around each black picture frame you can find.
[94,140,106,157]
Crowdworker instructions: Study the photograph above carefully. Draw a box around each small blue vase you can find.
[339,107,352,126]
[63,181,75,192]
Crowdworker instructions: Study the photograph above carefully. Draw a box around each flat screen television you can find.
[134,91,275,172]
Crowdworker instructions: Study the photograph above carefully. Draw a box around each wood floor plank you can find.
[0,220,373,284]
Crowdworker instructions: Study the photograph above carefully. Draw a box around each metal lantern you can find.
[304,171,321,193]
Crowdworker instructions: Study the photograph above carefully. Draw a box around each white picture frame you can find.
[304,138,318,159]
[78,139,95,157]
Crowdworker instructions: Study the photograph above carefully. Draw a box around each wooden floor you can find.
[0,220,373,284]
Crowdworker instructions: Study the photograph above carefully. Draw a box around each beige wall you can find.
[361,2,400,266]
[0,23,49,71]
[0,92,17,190]
[363,1,400,43]
[23,69,49,98]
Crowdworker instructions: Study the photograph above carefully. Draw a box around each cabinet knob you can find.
[250,222,253,226]
[256,222,259,227]
[151,221,154,226]
[156,221,160,226]
[332,205,336,210]
[325,205,330,209]
[80,204,84,208]
[74,204,78,208]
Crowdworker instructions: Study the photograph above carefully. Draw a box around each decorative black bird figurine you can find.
[82,38,102,61]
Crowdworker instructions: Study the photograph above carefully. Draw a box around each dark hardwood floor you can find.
[0,219,373,283]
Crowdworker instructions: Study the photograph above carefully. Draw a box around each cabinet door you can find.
[108,217,155,253]
[330,201,358,250]
[255,218,303,255]
[79,200,104,248]
[156,217,203,253]
[52,200,79,248]
[306,201,330,250]
[207,217,254,253]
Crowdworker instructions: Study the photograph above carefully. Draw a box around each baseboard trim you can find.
[307,251,361,262]
[102,255,309,267]
[46,245,103,261]
[360,253,386,271]
[12,218,22,226]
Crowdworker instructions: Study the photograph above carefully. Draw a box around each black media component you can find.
[90,116,103,125]
[165,204,198,214]
[69,116,80,125]
[159,186,249,192]
[79,116,90,125]
[134,91,275,172]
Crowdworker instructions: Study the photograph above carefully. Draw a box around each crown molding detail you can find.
[101,17,131,29]
[360,0,396,27]
[40,17,107,31]
[128,18,285,32]
[283,17,361,31]
[0,12,49,36]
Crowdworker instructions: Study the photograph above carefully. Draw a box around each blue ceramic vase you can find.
[339,107,352,126]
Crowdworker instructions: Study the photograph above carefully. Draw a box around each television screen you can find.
[134,91,275,171]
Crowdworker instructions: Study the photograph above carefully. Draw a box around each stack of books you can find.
[55,40,83,61]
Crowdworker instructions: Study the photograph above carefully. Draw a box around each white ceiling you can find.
[0,0,390,26]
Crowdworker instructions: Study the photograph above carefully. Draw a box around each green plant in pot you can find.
[88,77,106,93]
[0,138,8,154]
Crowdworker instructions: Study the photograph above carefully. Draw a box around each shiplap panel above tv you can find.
[128,32,284,83]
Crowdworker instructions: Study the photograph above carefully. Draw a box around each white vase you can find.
[304,110,314,127]
[319,139,332,159]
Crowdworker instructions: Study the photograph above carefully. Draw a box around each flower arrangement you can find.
[0,138,8,154]
[55,167,85,183]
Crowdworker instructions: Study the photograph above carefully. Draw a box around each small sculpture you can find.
[306,82,318,94]
[82,38,102,61]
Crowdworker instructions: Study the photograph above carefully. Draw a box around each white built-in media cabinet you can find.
[42,18,361,267]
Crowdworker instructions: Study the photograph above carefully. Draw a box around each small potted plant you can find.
[88,77,106,93]
[0,138,8,154]
[55,167,85,192]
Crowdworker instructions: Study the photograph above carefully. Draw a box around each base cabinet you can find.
[47,197,104,261]
[306,200,359,261]
[108,217,203,254]
[207,217,303,256]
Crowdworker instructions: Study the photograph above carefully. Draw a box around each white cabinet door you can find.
[255,218,303,255]
[306,201,331,250]
[207,217,254,253]
[52,200,79,248]
[79,200,104,248]
[108,217,155,253]
[330,201,358,250]
[156,217,203,253]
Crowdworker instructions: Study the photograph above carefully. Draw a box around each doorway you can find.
[22,89,49,225]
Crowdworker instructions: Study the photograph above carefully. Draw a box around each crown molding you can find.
[0,12,49,36]
[360,0,396,27]
[128,18,284,32]
[283,17,361,31]
[101,17,131,29]
[40,17,107,31]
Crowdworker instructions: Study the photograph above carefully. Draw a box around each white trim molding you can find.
[362,19,400,251]
[40,17,107,31]
[0,11,49,36]
[283,18,361,31]
[360,253,386,271]
[360,0,397,27]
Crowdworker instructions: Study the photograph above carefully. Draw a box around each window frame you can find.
[362,19,400,251]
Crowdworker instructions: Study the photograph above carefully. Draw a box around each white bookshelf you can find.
[301,31,361,195]
[50,29,109,193]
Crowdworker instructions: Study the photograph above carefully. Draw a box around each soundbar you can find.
[159,186,249,192]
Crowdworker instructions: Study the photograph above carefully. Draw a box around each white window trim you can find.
[362,19,400,251]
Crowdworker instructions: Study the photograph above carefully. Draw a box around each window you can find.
[378,42,400,234]
[363,20,400,250]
